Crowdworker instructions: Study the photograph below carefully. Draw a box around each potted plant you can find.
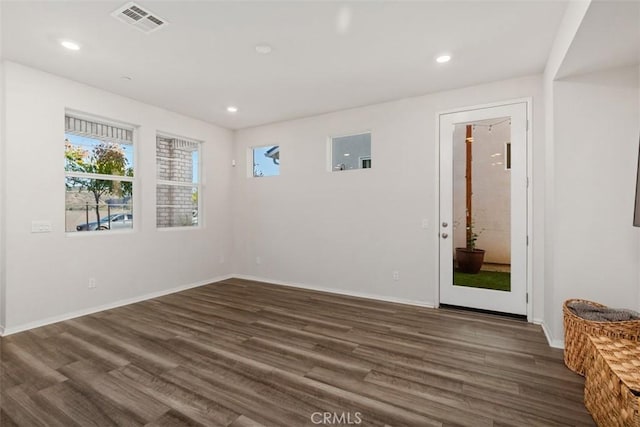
[455,220,485,274]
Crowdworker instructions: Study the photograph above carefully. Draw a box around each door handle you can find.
[442,222,448,227]
[442,233,448,239]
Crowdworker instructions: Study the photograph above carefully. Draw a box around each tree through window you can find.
[64,115,134,232]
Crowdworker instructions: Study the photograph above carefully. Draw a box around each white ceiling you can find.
[557,0,640,79]
[1,1,569,129]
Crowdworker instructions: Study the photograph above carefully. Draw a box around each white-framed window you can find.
[64,114,135,233]
[156,134,201,228]
[330,132,371,171]
[251,145,280,177]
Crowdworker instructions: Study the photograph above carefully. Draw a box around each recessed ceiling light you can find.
[120,76,132,81]
[227,106,238,113]
[61,40,81,51]
[343,153,350,157]
[255,44,272,54]
[436,54,451,63]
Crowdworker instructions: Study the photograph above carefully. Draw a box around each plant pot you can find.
[455,248,485,274]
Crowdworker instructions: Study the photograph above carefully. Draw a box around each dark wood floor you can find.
[0,278,594,426]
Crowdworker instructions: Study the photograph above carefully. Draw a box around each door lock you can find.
[442,233,448,239]
[442,222,448,228]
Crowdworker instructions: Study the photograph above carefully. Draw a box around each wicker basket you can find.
[584,336,640,427]
[563,299,640,375]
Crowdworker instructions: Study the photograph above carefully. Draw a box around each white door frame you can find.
[433,98,533,321]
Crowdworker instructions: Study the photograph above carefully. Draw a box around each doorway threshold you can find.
[439,304,527,321]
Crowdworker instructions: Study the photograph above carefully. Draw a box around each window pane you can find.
[65,177,133,232]
[156,136,200,228]
[253,145,280,177]
[332,133,371,171]
[65,133,134,177]
[156,137,199,183]
[157,184,198,228]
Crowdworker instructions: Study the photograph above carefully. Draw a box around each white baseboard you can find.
[0,274,234,336]
[233,274,435,309]
[534,318,564,349]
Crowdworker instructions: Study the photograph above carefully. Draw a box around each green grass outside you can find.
[454,270,511,292]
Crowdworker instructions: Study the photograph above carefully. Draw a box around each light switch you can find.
[31,220,52,233]
[421,218,429,229]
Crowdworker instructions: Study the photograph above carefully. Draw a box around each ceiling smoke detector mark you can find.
[112,2,168,34]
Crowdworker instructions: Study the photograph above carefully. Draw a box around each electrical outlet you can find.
[219,255,225,264]
[256,256,262,265]
[88,278,97,289]
[392,271,400,281]
[31,220,52,233]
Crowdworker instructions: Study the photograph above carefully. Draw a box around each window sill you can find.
[157,226,201,232]
[65,228,135,237]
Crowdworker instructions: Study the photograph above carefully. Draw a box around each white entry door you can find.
[439,102,528,316]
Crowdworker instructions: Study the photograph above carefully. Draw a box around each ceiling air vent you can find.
[112,2,167,34]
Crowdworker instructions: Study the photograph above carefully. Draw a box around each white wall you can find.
[2,62,234,333]
[547,65,640,342]
[542,0,640,346]
[233,75,545,318]
[0,2,6,332]
[0,60,5,332]
[542,0,591,347]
